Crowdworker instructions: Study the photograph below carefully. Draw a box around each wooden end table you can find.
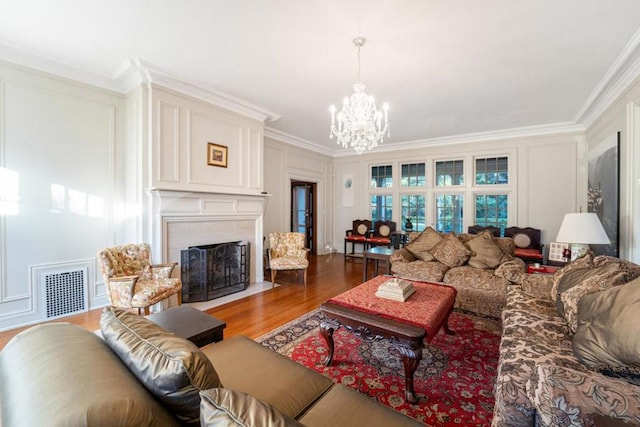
[320,276,456,403]
[362,247,394,282]
[147,305,226,347]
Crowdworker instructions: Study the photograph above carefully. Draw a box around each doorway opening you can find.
[291,181,316,254]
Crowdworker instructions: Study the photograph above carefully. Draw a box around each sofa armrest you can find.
[494,258,526,283]
[520,274,554,300]
[528,363,640,427]
[390,248,415,263]
[107,275,138,306]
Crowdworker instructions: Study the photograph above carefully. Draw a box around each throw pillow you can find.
[405,227,442,261]
[593,255,640,281]
[465,231,512,269]
[557,263,630,333]
[100,307,222,425]
[550,252,594,300]
[429,233,472,268]
[573,278,640,385]
[200,389,303,427]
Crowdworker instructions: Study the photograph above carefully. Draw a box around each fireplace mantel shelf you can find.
[146,188,272,198]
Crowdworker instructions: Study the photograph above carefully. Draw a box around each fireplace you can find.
[180,241,250,302]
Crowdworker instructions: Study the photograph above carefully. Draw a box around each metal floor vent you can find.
[44,269,88,319]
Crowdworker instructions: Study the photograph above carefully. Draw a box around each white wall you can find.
[263,138,333,254]
[147,86,264,196]
[332,134,584,256]
[0,62,129,330]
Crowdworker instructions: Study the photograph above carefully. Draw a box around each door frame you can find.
[290,180,317,255]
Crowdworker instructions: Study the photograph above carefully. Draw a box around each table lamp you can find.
[555,212,610,262]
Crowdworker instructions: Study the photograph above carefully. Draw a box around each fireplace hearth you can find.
[180,241,250,302]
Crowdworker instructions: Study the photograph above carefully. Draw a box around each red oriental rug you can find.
[257,309,501,426]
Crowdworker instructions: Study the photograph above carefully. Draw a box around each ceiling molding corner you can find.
[0,42,122,93]
[113,59,281,124]
[574,28,640,128]
[264,127,335,157]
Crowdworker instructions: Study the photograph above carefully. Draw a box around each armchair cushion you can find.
[573,278,640,385]
[404,227,441,261]
[131,278,183,307]
[100,307,222,425]
[200,389,302,427]
[430,233,471,268]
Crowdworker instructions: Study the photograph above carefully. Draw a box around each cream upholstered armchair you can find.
[97,243,182,315]
[268,232,309,287]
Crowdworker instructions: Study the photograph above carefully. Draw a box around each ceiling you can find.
[2,1,640,155]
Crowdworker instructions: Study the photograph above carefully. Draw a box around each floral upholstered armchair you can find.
[97,243,182,315]
[268,232,309,287]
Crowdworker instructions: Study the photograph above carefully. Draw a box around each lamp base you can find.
[570,243,590,262]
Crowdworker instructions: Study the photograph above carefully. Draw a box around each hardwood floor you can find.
[0,253,374,350]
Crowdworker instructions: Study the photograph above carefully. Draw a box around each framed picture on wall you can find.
[587,132,620,256]
[207,143,228,167]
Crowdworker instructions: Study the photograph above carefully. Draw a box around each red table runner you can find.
[328,275,456,337]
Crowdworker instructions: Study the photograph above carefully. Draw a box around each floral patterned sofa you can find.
[390,228,525,319]
[493,254,640,426]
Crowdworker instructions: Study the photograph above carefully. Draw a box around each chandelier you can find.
[329,37,389,155]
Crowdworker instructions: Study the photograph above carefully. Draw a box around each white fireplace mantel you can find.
[145,188,267,283]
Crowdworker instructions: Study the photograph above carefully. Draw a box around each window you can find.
[475,194,508,228]
[435,194,464,233]
[371,165,393,188]
[400,195,425,231]
[475,156,508,185]
[370,195,393,221]
[435,160,464,186]
[401,162,426,187]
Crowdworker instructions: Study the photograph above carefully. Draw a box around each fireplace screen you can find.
[180,241,250,302]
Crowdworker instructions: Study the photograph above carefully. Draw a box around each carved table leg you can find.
[391,338,422,404]
[320,319,340,366]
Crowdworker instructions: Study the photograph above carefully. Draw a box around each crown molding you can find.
[0,42,122,93]
[328,121,585,157]
[574,27,640,128]
[264,127,334,157]
[113,59,281,124]
[0,45,281,124]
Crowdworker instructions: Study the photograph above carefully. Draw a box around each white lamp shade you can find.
[556,213,610,245]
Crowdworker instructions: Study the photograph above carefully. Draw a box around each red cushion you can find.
[345,236,367,242]
[367,237,391,244]
[515,248,543,259]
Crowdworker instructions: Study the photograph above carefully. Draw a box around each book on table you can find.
[375,277,415,302]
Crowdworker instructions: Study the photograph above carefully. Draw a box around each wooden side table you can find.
[362,247,394,281]
[147,305,226,347]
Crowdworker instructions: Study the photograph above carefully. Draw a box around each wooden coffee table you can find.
[147,305,226,347]
[319,275,456,403]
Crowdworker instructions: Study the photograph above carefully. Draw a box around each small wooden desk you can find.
[362,247,394,281]
[147,305,226,347]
